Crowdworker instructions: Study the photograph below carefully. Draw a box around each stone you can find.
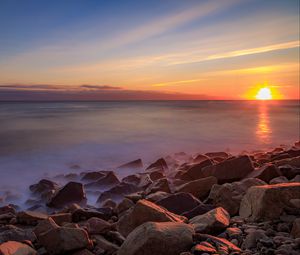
[179,159,213,181]
[275,156,300,168]
[0,241,37,255]
[146,158,168,172]
[0,205,16,215]
[156,192,201,215]
[81,171,106,181]
[201,155,254,183]
[106,231,125,246]
[278,165,300,179]
[33,218,58,237]
[84,217,111,234]
[72,208,110,222]
[144,178,171,195]
[189,207,230,234]
[47,182,86,208]
[242,229,268,249]
[181,204,216,219]
[148,170,165,181]
[116,198,135,215]
[246,164,281,183]
[29,179,59,196]
[49,213,72,225]
[269,176,289,184]
[240,183,300,221]
[192,242,217,254]
[97,182,140,204]
[17,211,48,225]
[118,222,194,255]
[0,225,36,243]
[145,191,170,202]
[291,218,300,238]
[207,178,266,216]
[121,174,141,186]
[93,235,119,254]
[176,176,217,200]
[37,226,92,255]
[72,249,95,255]
[117,159,143,170]
[116,199,187,237]
[85,171,120,189]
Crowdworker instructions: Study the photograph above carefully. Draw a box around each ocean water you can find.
[0,100,298,206]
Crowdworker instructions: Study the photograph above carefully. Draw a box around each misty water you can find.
[0,100,298,207]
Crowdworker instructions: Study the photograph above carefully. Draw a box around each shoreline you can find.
[0,141,300,254]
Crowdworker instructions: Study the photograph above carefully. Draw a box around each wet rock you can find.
[117,159,143,170]
[246,164,281,183]
[0,241,37,255]
[106,231,125,246]
[118,222,194,255]
[50,213,72,225]
[97,182,140,204]
[93,235,119,254]
[269,176,289,184]
[145,191,170,202]
[116,199,187,237]
[29,179,59,197]
[207,178,266,216]
[37,225,92,255]
[72,249,95,255]
[146,158,168,172]
[144,178,171,195]
[192,241,217,254]
[0,225,36,243]
[121,174,141,186]
[242,229,268,249]
[33,218,58,237]
[278,164,300,179]
[189,207,230,234]
[81,171,106,182]
[202,155,254,183]
[147,170,165,181]
[72,208,110,222]
[47,182,86,209]
[0,205,16,215]
[179,159,213,181]
[17,211,48,225]
[116,198,134,215]
[176,176,217,200]
[85,171,120,190]
[156,192,201,215]
[181,204,216,219]
[83,217,111,235]
[291,218,300,238]
[240,183,300,221]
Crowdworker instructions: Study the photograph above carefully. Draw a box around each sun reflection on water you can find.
[256,102,272,144]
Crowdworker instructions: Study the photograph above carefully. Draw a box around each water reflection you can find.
[256,102,272,144]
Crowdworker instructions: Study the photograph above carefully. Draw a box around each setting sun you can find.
[255,87,272,100]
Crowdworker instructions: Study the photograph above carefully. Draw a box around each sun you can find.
[255,87,272,100]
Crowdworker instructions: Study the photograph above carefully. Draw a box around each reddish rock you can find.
[192,242,217,254]
[50,213,72,225]
[0,241,37,255]
[146,158,168,171]
[118,222,194,255]
[145,191,170,202]
[117,199,187,237]
[117,159,143,170]
[0,225,36,243]
[29,179,59,195]
[205,152,230,159]
[156,192,201,215]
[291,218,300,238]
[148,170,165,181]
[179,159,214,181]
[47,182,86,208]
[246,164,281,183]
[93,235,119,254]
[116,198,135,215]
[83,217,111,234]
[181,204,216,219]
[240,183,300,221]
[85,171,120,189]
[0,205,16,215]
[121,174,141,185]
[176,176,217,200]
[202,155,254,183]
[144,178,171,195]
[72,208,111,222]
[17,211,48,225]
[192,154,210,164]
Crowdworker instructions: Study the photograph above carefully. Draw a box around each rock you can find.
[72,208,111,222]
[193,154,210,164]
[121,174,141,186]
[97,182,140,204]
[291,218,300,238]
[83,217,111,234]
[117,199,187,237]
[117,159,143,170]
[38,226,92,255]
[205,152,230,159]
[72,249,95,255]
[240,183,300,221]
[148,170,165,181]
[33,218,58,237]
[0,241,37,255]
[118,222,194,255]
[201,155,254,183]
[81,171,106,181]
[189,207,230,234]
[146,158,168,172]
[156,192,201,215]
[246,164,281,183]
[101,199,117,209]
[85,171,120,189]
[144,178,171,195]
[192,242,217,254]
[242,229,268,249]
[270,176,289,184]
[207,178,266,216]
[17,211,48,225]
[179,159,213,181]
[0,225,36,243]
[181,204,216,219]
[93,235,119,254]
[278,165,300,179]
[116,198,134,215]
[50,213,72,225]
[0,205,16,215]
[176,176,217,200]
[47,182,86,208]
[29,179,59,196]
[275,156,300,168]
[106,231,125,246]
[145,191,170,202]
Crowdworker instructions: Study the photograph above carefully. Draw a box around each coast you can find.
[0,142,300,255]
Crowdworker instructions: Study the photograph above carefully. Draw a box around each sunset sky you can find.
[0,0,299,100]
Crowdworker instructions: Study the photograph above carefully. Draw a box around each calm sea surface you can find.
[0,100,298,204]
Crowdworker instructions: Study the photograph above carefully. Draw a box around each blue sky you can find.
[0,0,299,99]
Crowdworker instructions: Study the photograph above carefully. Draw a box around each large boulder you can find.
[201,155,254,183]
[118,222,194,255]
[0,241,37,255]
[85,171,120,189]
[17,211,48,225]
[144,178,171,195]
[189,207,230,234]
[81,171,106,182]
[0,225,36,243]
[207,178,266,216]
[117,199,187,237]
[83,217,112,235]
[179,159,213,181]
[29,179,59,201]
[291,218,300,238]
[37,226,92,254]
[240,183,300,221]
[117,159,143,170]
[176,176,217,200]
[246,164,281,183]
[156,192,201,215]
[146,158,168,172]
[181,204,216,219]
[47,182,86,208]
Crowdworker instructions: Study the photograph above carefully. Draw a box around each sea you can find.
[0,100,298,206]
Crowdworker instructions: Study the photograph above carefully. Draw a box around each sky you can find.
[0,0,299,100]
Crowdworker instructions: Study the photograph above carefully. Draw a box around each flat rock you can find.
[146,158,168,172]
[144,178,171,195]
[181,204,216,219]
[246,164,281,183]
[0,225,36,243]
[118,222,194,255]
[176,176,217,200]
[201,155,254,183]
[156,192,201,215]
[179,159,213,181]
[117,199,187,237]
[47,182,86,209]
[17,211,48,225]
[189,207,230,234]
[85,171,120,190]
[0,241,37,255]
[240,183,300,221]
[83,217,111,234]
[117,159,143,170]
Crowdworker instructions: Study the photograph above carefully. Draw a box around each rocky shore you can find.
[0,142,300,255]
